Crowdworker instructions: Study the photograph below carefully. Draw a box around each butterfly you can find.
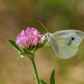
[46,30,84,59]
[39,21,84,59]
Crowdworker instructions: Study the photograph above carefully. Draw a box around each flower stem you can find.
[31,59,40,84]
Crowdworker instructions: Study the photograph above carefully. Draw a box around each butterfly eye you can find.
[71,37,75,40]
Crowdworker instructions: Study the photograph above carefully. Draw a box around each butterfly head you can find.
[46,32,52,41]
[39,21,52,41]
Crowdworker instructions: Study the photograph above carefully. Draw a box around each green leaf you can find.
[50,70,55,84]
[23,48,34,60]
[40,79,47,84]
[7,39,26,58]
[33,77,47,84]
[7,39,22,52]
[19,52,25,58]
[41,43,50,47]
[32,47,39,52]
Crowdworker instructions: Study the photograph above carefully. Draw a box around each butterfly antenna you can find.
[39,21,48,32]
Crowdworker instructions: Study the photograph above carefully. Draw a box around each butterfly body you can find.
[46,30,84,59]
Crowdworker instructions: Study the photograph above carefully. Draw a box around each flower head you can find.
[16,27,42,48]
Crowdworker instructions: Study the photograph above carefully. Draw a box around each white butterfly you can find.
[46,30,84,59]
[39,21,84,59]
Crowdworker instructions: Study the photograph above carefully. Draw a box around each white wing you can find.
[53,30,84,46]
[49,36,78,59]
[48,30,84,59]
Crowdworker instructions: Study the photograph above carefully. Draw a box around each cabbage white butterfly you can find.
[39,21,84,59]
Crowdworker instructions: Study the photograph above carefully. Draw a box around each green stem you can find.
[31,59,40,84]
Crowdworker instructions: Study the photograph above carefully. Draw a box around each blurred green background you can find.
[0,0,84,84]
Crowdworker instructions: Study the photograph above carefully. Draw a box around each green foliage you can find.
[33,69,56,84]
[19,52,25,58]
[7,39,22,52]
[7,39,25,58]
[7,39,49,59]
[33,77,47,84]
[23,48,34,60]
[32,43,49,52]
[41,43,50,47]
[50,70,55,84]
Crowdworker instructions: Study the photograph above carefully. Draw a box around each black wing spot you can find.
[71,37,75,41]
[67,37,75,46]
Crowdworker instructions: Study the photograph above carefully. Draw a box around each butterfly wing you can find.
[48,30,84,59]
[49,35,78,59]
[53,30,84,46]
